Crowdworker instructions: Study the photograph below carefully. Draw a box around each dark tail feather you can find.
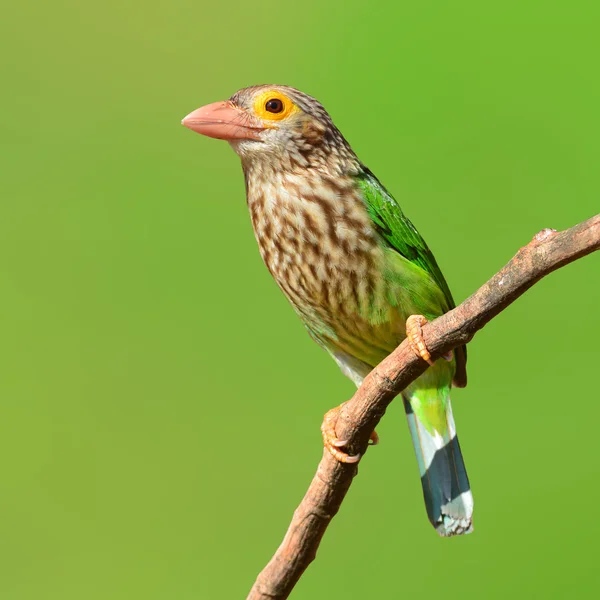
[403,396,473,536]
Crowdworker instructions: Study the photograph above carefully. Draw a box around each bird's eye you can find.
[265,98,284,113]
[253,91,295,120]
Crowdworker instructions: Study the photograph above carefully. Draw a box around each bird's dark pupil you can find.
[266,99,283,113]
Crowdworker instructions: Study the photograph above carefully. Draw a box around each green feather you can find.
[357,169,467,385]
[357,169,456,312]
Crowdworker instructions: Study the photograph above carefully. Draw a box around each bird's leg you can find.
[406,314,453,363]
[320,402,379,464]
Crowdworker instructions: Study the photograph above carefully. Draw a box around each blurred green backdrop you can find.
[1,1,599,598]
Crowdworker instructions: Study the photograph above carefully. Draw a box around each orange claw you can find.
[406,314,434,365]
[320,403,378,463]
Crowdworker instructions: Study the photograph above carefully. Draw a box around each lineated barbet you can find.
[182,86,473,536]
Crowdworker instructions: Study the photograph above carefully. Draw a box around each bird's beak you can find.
[181,101,265,141]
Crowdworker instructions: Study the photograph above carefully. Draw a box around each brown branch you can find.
[247,214,600,600]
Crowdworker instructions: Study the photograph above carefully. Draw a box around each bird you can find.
[182,85,473,536]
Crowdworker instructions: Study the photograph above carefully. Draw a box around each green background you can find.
[2,1,599,598]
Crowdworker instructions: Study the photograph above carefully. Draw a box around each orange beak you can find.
[181,101,265,141]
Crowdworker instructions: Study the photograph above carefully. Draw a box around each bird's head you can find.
[182,85,358,173]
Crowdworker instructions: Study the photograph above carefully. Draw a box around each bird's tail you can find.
[403,388,473,536]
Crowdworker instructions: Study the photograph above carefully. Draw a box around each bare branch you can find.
[247,214,600,600]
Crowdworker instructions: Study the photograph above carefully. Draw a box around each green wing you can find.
[357,169,455,309]
[357,169,468,386]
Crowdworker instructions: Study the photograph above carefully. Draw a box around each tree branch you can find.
[247,214,600,600]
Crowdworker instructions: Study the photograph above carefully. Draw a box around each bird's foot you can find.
[320,403,379,464]
[406,314,453,364]
[406,314,435,365]
[406,314,434,364]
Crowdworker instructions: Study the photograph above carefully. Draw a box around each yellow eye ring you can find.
[253,90,299,121]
